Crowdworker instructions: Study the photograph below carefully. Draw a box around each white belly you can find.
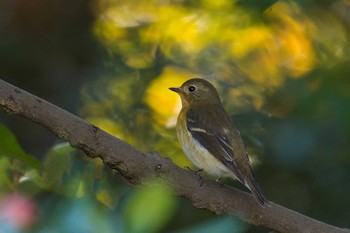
[177,128,233,178]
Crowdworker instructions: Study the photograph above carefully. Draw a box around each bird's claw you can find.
[215,176,222,183]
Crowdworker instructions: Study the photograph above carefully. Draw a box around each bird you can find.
[169,78,267,206]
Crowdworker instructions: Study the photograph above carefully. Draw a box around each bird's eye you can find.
[188,86,196,92]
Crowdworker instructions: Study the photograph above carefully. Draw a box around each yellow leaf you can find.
[144,66,196,127]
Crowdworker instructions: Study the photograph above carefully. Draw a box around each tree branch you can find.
[0,79,348,233]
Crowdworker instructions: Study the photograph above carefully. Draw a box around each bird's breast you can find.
[176,116,232,178]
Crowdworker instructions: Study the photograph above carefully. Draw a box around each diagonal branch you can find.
[0,79,348,233]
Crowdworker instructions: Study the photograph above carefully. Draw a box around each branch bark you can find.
[0,79,348,233]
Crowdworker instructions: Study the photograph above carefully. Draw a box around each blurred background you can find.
[1,0,350,232]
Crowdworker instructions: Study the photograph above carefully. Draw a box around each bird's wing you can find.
[186,107,245,183]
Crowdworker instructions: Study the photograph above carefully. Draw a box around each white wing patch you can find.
[188,126,211,134]
[218,135,233,151]
[216,135,234,161]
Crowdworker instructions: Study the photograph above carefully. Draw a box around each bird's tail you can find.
[246,176,267,207]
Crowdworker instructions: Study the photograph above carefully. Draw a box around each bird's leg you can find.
[184,166,204,186]
[215,176,222,183]
[184,166,204,177]
[184,166,203,174]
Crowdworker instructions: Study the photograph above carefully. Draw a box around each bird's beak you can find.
[169,87,181,93]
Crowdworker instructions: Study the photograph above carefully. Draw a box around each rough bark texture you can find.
[0,79,349,233]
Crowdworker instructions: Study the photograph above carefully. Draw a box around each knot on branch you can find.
[148,151,172,178]
[1,94,21,115]
[155,162,170,177]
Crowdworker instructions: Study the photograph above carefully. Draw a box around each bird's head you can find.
[169,78,221,107]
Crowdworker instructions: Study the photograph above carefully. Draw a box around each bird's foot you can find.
[215,176,222,183]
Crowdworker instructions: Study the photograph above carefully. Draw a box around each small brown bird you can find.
[169,78,267,206]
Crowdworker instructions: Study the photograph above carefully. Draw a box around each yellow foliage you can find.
[144,67,195,127]
[93,0,319,84]
[86,117,136,145]
[266,1,315,77]
[230,26,272,58]
[200,0,234,10]
[141,6,207,56]
[93,13,127,42]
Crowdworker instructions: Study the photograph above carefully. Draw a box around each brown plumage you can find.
[169,78,267,206]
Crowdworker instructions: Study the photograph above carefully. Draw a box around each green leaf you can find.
[0,124,42,170]
[43,142,74,189]
[0,157,12,191]
[124,182,177,233]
